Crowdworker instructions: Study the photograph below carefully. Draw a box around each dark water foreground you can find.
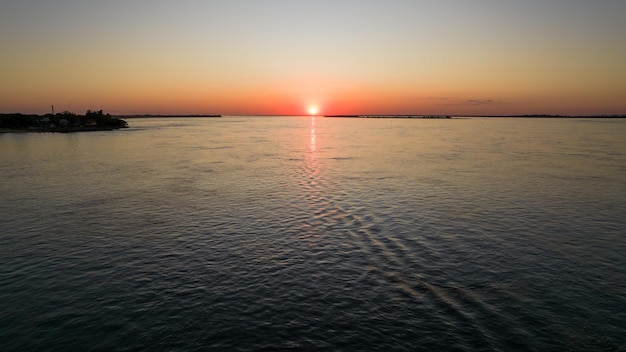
[1,117,625,351]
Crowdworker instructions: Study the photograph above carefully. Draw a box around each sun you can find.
[307,105,319,116]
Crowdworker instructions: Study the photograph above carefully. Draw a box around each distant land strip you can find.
[325,115,452,119]
[454,114,626,118]
[325,114,626,119]
[119,114,221,118]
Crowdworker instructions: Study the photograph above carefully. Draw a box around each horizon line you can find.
[2,112,626,118]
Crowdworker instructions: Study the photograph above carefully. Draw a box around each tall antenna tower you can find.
[51,105,55,115]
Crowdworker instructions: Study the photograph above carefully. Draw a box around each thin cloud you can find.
[466,99,497,105]
[430,97,501,106]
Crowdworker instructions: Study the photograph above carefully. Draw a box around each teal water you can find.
[1,117,625,351]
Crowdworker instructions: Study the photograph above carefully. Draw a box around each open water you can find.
[1,117,625,351]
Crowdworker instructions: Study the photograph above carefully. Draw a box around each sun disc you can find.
[308,106,319,115]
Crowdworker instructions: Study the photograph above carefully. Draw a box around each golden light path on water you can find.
[310,116,316,153]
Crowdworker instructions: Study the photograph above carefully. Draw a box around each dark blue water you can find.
[1,117,625,351]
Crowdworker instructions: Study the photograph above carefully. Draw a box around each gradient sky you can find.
[2,0,625,115]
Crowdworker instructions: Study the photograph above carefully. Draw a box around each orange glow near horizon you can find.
[2,2,625,116]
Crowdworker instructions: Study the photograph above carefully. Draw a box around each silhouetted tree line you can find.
[0,110,127,130]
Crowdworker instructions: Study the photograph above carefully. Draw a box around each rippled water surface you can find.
[1,117,625,351]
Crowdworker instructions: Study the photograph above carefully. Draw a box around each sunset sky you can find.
[2,0,625,116]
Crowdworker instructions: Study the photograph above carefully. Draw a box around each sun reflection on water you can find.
[306,116,319,183]
[300,116,324,245]
[310,116,316,153]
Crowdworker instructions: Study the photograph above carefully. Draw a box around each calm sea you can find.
[1,117,625,351]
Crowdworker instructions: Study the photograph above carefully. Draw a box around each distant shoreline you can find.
[456,114,626,118]
[325,115,452,119]
[2,113,625,133]
[119,114,221,118]
[324,114,626,119]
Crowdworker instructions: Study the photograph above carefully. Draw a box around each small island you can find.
[0,110,128,133]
